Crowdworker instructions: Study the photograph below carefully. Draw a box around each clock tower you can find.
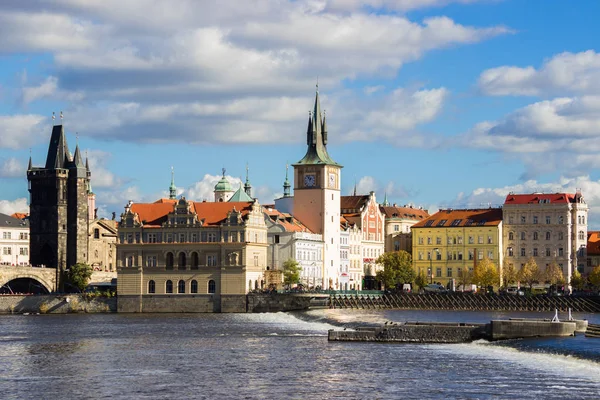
[293,87,342,290]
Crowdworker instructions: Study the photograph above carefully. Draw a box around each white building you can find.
[502,191,588,286]
[339,226,350,290]
[0,213,30,266]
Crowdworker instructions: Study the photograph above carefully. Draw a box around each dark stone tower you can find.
[27,124,90,281]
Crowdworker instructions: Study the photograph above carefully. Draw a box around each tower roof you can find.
[72,144,85,169]
[214,168,233,192]
[294,87,341,167]
[229,183,253,202]
[45,125,71,169]
[169,167,177,200]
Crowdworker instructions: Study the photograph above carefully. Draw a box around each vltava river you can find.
[1,310,600,399]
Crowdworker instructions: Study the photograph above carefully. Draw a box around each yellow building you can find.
[412,208,503,287]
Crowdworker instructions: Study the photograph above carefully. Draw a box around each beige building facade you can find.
[88,218,118,272]
[380,204,429,254]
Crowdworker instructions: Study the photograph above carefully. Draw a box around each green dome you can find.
[214,174,232,191]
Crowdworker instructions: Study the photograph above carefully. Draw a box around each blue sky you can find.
[2,0,600,226]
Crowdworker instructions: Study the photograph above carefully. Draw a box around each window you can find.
[447,237,453,245]
[458,237,463,244]
[274,235,280,244]
[436,237,442,245]
[583,216,586,225]
[166,252,174,269]
[436,252,442,261]
[418,237,424,245]
[166,234,173,243]
[208,280,216,294]
[179,233,186,243]
[451,219,462,226]
[468,250,474,260]
[394,241,400,251]
[427,237,432,245]
[394,225,399,232]
[520,232,526,240]
[437,220,447,227]
[148,280,155,294]
[478,250,483,260]
[191,252,199,269]
[521,216,526,224]
[509,216,514,224]
[178,252,186,269]
[166,280,173,294]
[447,267,452,277]
[533,232,538,240]
[546,232,551,240]
[418,252,423,260]
[178,280,185,294]
[507,247,513,257]
[19,232,28,240]
[191,233,197,243]
[458,252,463,260]
[533,216,538,224]
[558,232,564,241]
[468,236,474,244]
[147,233,157,243]
[3,247,11,255]
[207,255,217,266]
[488,251,493,259]
[533,248,538,257]
[207,232,217,242]
[424,221,433,227]
[191,280,198,293]
[478,236,483,244]
[436,267,442,277]
[94,229,100,239]
[545,248,551,257]
[579,231,585,240]
[19,247,28,256]
[558,248,564,257]
[520,248,526,257]
[558,216,563,224]
[2,232,11,239]
[546,216,551,224]
[147,255,157,267]
[488,236,493,244]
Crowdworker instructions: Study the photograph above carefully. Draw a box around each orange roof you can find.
[341,195,369,213]
[380,205,429,220]
[413,208,502,228]
[10,212,28,220]
[263,207,312,233]
[588,231,600,256]
[129,200,254,227]
[504,193,575,205]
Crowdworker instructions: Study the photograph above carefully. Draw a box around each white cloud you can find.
[0,114,48,149]
[324,0,485,12]
[478,50,600,96]
[0,158,24,178]
[20,76,84,106]
[0,198,29,215]
[85,149,121,188]
[185,174,243,202]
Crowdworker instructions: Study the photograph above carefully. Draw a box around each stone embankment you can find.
[329,293,600,313]
[328,319,579,344]
[0,294,116,314]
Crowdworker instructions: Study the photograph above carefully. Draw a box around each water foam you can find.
[233,311,338,331]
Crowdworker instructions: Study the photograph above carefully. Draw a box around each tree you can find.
[457,267,473,291]
[589,266,600,289]
[473,257,500,289]
[570,269,586,291]
[282,259,302,288]
[502,261,518,288]
[518,257,542,289]
[375,251,414,290]
[544,261,565,286]
[414,272,427,291]
[65,263,93,292]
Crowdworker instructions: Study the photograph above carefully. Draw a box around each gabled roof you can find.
[0,212,29,228]
[229,185,253,202]
[263,207,313,233]
[504,193,576,205]
[340,195,369,214]
[380,205,429,221]
[588,231,600,256]
[412,208,502,228]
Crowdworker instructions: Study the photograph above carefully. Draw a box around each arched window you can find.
[191,280,198,293]
[520,232,525,240]
[508,232,514,240]
[255,280,259,290]
[126,256,134,267]
[94,228,100,239]
[178,252,186,270]
[148,280,155,294]
[166,280,173,293]
[191,252,199,270]
[208,280,216,294]
[178,280,185,293]
[546,232,551,240]
[579,231,585,240]
[533,232,538,240]
[166,252,174,270]
[558,216,564,224]
[583,216,586,225]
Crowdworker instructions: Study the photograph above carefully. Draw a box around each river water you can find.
[1,310,600,399]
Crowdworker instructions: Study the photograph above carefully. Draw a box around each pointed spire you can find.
[283,163,291,197]
[73,144,84,168]
[322,110,328,145]
[306,111,313,145]
[28,148,32,171]
[85,156,90,171]
[353,178,357,196]
[168,166,177,200]
[45,125,70,169]
[244,163,252,197]
[382,192,389,207]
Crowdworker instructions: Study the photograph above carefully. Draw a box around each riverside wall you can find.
[329,323,488,343]
[0,295,116,314]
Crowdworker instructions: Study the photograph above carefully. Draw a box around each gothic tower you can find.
[27,123,90,277]
[293,87,342,289]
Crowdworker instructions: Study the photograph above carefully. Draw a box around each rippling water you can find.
[1,310,600,399]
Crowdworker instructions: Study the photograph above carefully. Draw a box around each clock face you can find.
[304,174,316,187]
[329,173,336,188]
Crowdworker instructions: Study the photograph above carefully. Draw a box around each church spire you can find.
[169,166,177,200]
[28,155,32,171]
[295,85,340,166]
[283,163,291,197]
[382,192,389,207]
[244,163,252,197]
[45,125,70,169]
[353,178,357,196]
[73,144,84,168]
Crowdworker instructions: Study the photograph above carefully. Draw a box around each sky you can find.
[2,0,600,226]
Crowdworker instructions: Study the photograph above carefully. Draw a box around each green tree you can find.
[66,263,93,292]
[375,251,414,290]
[502,261,518,288]
[518,257,542,289]
[544,261,565,286]
[282,259,302,288]
[589,266,600,289]
[473,257,500,289]
[414,272,427,291]
[570,269,586,291]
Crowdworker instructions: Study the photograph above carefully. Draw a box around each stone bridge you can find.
[0,265,117,294]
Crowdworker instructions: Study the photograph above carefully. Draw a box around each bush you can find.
[39,302,50,314]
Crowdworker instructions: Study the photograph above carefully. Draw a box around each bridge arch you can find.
[0,275,53,294]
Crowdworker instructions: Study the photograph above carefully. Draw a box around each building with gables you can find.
[412,208,503,287]
[117,197,268,312]
[502,192,588,286]
[263,207,323,288]
[0,213,30,266]
[380,202,430,253]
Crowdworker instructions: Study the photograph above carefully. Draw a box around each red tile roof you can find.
[263,207,312,233]
[130,200,254,227]
[412,208,502,228]
[504,193,575,205]
[341,195,369,213]
[10,212,28,220]
[588,231,600,256]
[380,205,429,220]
